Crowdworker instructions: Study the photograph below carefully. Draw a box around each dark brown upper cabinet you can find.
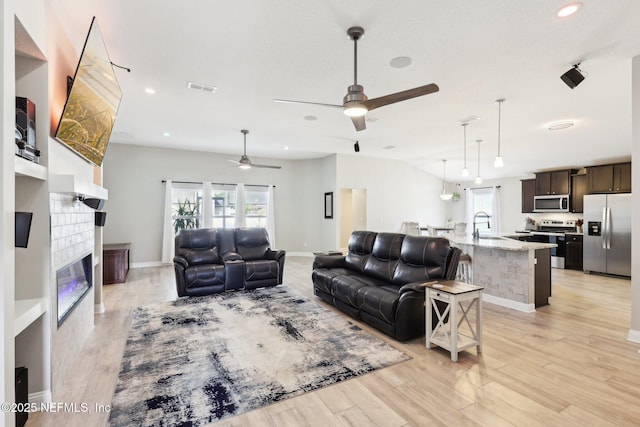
[521,179,536,213]
[586,162,631,194]
[535,169,575,195]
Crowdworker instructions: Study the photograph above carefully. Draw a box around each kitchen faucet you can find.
[473,211,492,239]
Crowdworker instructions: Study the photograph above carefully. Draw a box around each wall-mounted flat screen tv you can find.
[54,17,122,166]
[15,211,33,248]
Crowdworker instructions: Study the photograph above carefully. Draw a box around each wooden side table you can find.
[103,243,131,284]
[424,280,483,362]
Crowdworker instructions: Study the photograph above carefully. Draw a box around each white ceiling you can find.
[54,0,640,181]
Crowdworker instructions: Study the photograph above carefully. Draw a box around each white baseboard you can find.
[286,252,315,257]
[130,261,166,269]
[627,329,640,343]
[482,294,536,313]
[94,302,105,314]
[29,390,51,404]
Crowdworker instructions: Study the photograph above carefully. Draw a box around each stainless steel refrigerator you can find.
[583,194,631,277]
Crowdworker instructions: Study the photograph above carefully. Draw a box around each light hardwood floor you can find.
[28,257,640,427]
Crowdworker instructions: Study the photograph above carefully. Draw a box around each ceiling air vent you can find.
[187,81,217,93]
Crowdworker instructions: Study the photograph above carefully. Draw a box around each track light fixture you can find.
[561,64,585,89]
[354,141,360,152]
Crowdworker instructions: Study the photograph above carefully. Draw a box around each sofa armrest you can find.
[313,255,345,270]
[173,256,189,269]
[399,282,430,294]
[223,252,242,262]
[265,249,286,284]
[266,249,286,261]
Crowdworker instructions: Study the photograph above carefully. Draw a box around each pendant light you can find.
[475,139,483,184]
[461,123,469,177]
[494,98,505,168]
[438,159,453,201]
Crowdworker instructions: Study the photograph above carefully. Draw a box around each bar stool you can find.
[457,253,472,283]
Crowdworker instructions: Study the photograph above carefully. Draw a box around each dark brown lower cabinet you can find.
[565,234,583,271]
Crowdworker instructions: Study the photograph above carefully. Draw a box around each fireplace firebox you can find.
[57,253,92,326]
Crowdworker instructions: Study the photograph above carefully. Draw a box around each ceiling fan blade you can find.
[228,159,241,165]
[362,83,439,111]
[274,99,343,109]
[251,163,282,169]
[351,116,366,131]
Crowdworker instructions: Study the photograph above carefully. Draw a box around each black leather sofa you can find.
[173,227,286,297]
[312,231,461,341]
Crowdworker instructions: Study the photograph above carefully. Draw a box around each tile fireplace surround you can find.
[49,193,95,395]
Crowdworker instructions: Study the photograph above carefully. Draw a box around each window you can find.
[171,184,201,234]
[466,187,501,234]
[245,186,268,227]
[170,182,270,234]
[472,189,493,232]
[210,185,236,228]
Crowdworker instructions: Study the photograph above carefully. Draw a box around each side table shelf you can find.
[14,298,47,336]
[424,280,483,362]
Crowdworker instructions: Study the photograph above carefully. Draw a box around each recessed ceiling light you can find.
[304,115,317,121]
[547,120,575,130]
[162,131,171,137]
[390,56,412,68]
[145,88,156,94]
[557,2,582,18]
[284,146,289,150]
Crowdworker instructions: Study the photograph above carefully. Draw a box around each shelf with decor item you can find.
[15,156,47,180]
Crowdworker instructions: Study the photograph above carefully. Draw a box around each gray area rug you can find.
[109,285,409,426]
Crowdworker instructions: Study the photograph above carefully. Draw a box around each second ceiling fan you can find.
[274,26,439,131]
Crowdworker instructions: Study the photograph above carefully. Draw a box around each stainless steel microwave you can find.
[533,194,570,212]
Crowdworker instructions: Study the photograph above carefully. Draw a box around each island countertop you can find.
[444,233,557,251]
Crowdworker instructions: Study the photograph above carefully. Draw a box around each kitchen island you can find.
[445,233,556,313]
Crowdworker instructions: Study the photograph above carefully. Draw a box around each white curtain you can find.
[491,186,501,233]
[267,185,276,247]
[234,183,246,228]
[202,181,213,228]
[161,180,174,264]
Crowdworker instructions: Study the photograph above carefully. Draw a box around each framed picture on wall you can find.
[324,192,333,219]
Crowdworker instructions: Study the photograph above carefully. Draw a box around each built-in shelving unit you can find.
[15,156,47,180]
[14,298,47,337]
[12,14,53,406]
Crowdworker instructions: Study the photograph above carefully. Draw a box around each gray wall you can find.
[102,143,336,263]
[102,144,447,264]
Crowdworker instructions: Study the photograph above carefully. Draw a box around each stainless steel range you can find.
[531,219,577,269]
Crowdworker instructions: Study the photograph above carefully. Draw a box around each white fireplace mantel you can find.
[49,174,108,200]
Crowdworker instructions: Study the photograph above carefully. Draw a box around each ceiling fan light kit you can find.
[228,130,281,170]
[274,26,439,132]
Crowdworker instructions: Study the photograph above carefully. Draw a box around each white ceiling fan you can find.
[274,26,439,131]
[228,130,281,169]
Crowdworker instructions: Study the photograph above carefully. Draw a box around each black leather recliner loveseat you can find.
[312,231,460,341]
[173,227,285,297]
